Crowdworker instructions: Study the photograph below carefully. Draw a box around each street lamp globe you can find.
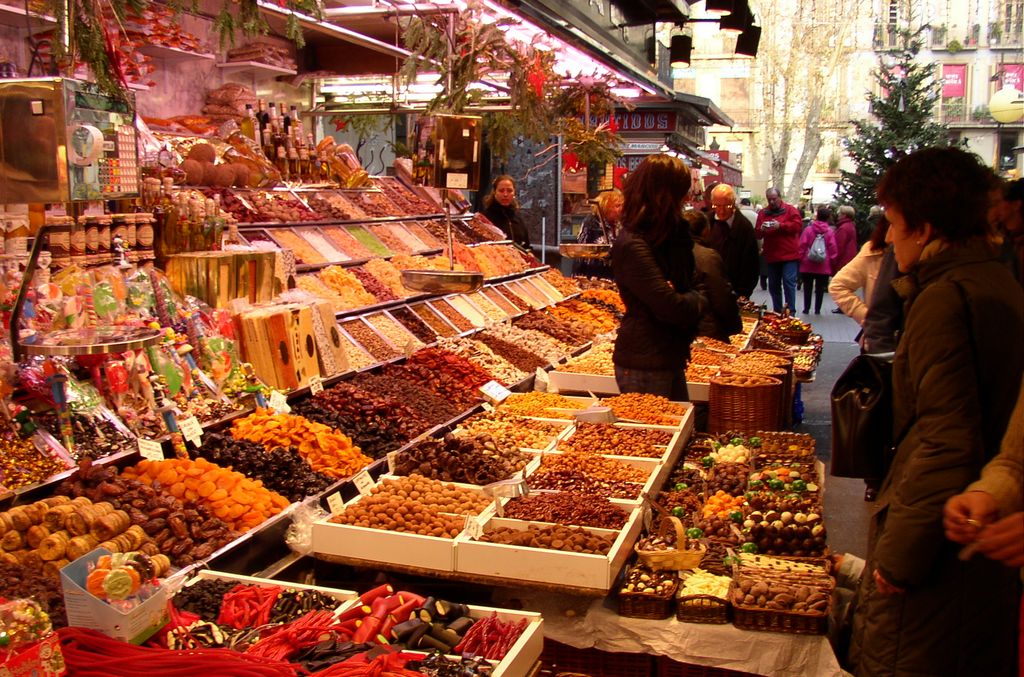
[989,85,1024,123]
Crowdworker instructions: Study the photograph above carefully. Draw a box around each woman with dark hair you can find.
[611,155,706,401]
[682,209,742,341]
[828,215,891,341]
[849,147,1024,677]
[797,205,838,314]
[481,175,531,251]
[573,188,623,279]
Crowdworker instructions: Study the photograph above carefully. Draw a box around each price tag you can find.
[308,376,324,396]
[326,492,345,515]
[269,390,291,414]
[178,416,203,446]
[137,438,164,461]
[464,515,484,539]
[352,470,374,496]
[386,451,400,474]
[479,380,512,405]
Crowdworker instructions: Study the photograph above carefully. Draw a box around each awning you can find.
[673,93,735,128]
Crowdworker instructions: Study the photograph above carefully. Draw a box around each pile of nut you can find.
[328,475,490,538]
[559,423,671,459]
[393,433,530,485]
[501,492,629,529]
[389,306,440,344]
[540,269,582,297]
[498,392,586,419]
[474,333,549,374]
[559,343,614,376]
[601,393,687,426]
[620,566,677,597]
[526,470,643,500]
[454,411,563,450]
[536,453,649,485]
[478,524,614,554]
[514,310,592,346]
[482,323,565,366]
[436,336,524,386]
[342,320,400,361]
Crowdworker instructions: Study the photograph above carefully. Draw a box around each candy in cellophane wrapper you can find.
[0,598,65,676]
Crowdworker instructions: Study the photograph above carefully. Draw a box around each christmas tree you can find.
[835,28,949,226]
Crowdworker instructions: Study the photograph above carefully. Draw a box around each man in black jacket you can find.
[705,184,759,298]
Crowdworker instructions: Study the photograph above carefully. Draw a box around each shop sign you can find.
[942,64,967,98]
[624,142,663,152]
[999,64,1023,91]
[612,111,676,132]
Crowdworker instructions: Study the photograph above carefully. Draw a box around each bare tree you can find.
[756,0,866,203]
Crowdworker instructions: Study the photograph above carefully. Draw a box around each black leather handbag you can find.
[830,353,894,479]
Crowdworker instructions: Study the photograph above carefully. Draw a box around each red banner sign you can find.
[942,64,967,98]
[1000,64,1023,91]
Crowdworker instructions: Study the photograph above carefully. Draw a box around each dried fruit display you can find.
[404,348,491,408]
[547,298,618,333]
[411,303,459,337]
[390,253,455,272]
[502,492,629,529]
[393,433,530,484]
[446,295,487,327]
[373,177,437,214]
[230,409,371,478]
[359,368,463,431]
[484,322,566,364]
[559,423,671,458]
[579,288,625,314]
[327,474,490,537]
[465,214,508,241]
[247,193,322,223]
[475,332,549,373]
[422,218,477,245]
[366,313,424,353]
[308,192,366,220]
[498,391,587,418]
[541,268,582,296]
[348,226,393,257]
[601,393,688,425]
[295,274,350,310]
[514,309,593,345]
[558,342,614,375]
[340,332,376,370]
[470,244,532,278]
[686,364,720,383]
[342,319,400,361]
[348,190,403,217]
[0,562,67,625]
[317,266,377,308]
[496,284,531,312]
[504,280,546,309]
[363,258,412,298]
[405,221,444,249]
[191,433,334,502]
[367,224,416,255]
[482,287,521,316]
[390,306,440,344]
[296,228,350,262]
[454,411,563,450]
[435,336,522,385]
[479,524,615,554]
[350,266,399,303]
[467,291,509,322]
[267,228,328,265]
[430,300,475,332]
[292,383,424,458]
[321,226,372,259]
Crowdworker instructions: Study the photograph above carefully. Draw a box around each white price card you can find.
[269,390,291,414]
[178,416,203,446]
[352,470,374,496]
[137,438,164,461]
[386,451,400,474]
[464,515,484,539]
[479,380,512,405]
[326,492,345,515]
[308,376,324,396]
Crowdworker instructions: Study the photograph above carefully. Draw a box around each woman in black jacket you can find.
[611,155,706,401]
[481,175,531,252]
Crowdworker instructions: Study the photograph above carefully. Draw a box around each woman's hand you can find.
[975,513,1024,567]
[943,491,998,544]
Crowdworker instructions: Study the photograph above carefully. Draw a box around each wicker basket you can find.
[708,374,782,434]
[772,326,812,345]
[635,516,706,571]
[619,575,679,620]
[676,593,731,624]
[728,581,831,635]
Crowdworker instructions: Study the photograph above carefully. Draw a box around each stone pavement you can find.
[749,287,871,559]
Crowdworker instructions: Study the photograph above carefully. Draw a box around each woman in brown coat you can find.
[849,147,1024,676]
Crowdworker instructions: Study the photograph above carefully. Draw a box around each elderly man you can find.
[756,187,803,312]
[704,183,759,299]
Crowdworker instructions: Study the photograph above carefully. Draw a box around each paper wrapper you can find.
[165,251,276,308]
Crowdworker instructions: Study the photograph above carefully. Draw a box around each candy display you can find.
[230,409,370,478]
[0,436,71,490]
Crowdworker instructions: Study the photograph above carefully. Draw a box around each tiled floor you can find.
[749,286,871,559]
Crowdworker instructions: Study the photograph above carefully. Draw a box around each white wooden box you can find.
[192,569,357,606]
[526,452,663,505]
[454,509,643,591]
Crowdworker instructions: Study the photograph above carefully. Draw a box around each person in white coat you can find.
[828,216,890,346]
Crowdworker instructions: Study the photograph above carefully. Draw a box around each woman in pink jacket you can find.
[798,206,838,314]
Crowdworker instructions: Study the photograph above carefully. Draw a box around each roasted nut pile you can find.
[479,524,614,554]
[559,343,614,375]
[526,470,643,500]
[328,474,489,538]
[393,433,529,485]
[482,287,521,316]
[537,453,649,484]
[601,393,687,425]
[412,304,459,337]
[559,423,671,458]
[0,436,69,489]
[390,306,440,344]
[231,409,371,478]
[351,267,399,303]
[292,383,424,458]
[689,348,735,366]
[496,286,530,312]
[514,309,590,346]
[431,300,475,332]
[122,458,290,533]
[621,566,677,596]
[342,320,400,361]
[502,492,628,529]
[58,459,238,565]
[455,411,563,450]
[475,332,550,373]
[193,433,334,502]
[693,337,740,354]
[498,392,586,419]
[686,364,720,383]
[467,291,508,322]
[405,348,492,407]
[366,313,424,352]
